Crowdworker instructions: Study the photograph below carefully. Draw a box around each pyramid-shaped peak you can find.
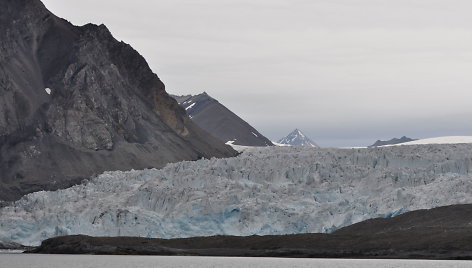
[277,129,318,147]
[292,128,305,135]
[290,128,306,136]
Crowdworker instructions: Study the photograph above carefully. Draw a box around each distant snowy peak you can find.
[370,136,416,147]
[387,136,472,146]
[277,129,318,147]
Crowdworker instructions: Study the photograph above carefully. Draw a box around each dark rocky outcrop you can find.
[0,0,236,201]
[29,204,472,259]
[172,93,273,146]
[370,136,416,147]
[335,204,472,235]
[0,241,31,251]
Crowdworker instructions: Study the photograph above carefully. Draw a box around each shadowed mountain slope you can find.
[0,0,236,201]
[172,93,273,146]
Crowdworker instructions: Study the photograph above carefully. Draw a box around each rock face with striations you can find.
[0,0,236,201]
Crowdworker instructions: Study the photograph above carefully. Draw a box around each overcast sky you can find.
[41,0,472,147]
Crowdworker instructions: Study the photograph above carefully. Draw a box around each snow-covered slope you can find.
[1,144,472,246]
[277,129,318,147]
[387,136,472,146]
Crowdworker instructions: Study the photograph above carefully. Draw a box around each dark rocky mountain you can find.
[277,129,318,147]
[370,136,416,147]
[172,93,273,146]
[0,0,236,201]
[30,204,472,259]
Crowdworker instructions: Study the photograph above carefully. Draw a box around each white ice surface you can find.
[388,136,472,146]
[1,144,472,246]
[271,141,291,147]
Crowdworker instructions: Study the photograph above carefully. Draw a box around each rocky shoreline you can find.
[26,233,472,260]
[0,241,31,251]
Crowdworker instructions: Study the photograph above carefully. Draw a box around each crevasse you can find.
[1,144,472,246]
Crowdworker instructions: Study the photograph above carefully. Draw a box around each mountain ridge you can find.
[172,92,273,147]
[0,0,236,201]
[370,136,416,147]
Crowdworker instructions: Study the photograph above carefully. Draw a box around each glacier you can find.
[1,144,472,246]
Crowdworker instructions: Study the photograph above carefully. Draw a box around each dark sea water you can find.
[0,254,470,268]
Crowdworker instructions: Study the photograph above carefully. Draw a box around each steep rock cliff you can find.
[0,0,236,201]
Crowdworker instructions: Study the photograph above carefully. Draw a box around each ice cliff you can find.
[1,144,472,246]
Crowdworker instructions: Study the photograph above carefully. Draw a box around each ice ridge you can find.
[1,144,472,246]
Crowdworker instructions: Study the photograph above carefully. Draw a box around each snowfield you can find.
[1,144,472,246]
[389,136,472,146]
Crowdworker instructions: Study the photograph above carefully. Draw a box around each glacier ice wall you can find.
[1,144,472,246]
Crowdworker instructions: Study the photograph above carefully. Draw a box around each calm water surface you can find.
[0,254,470,268]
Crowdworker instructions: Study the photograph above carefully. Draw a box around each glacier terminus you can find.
[1,143,472,246]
